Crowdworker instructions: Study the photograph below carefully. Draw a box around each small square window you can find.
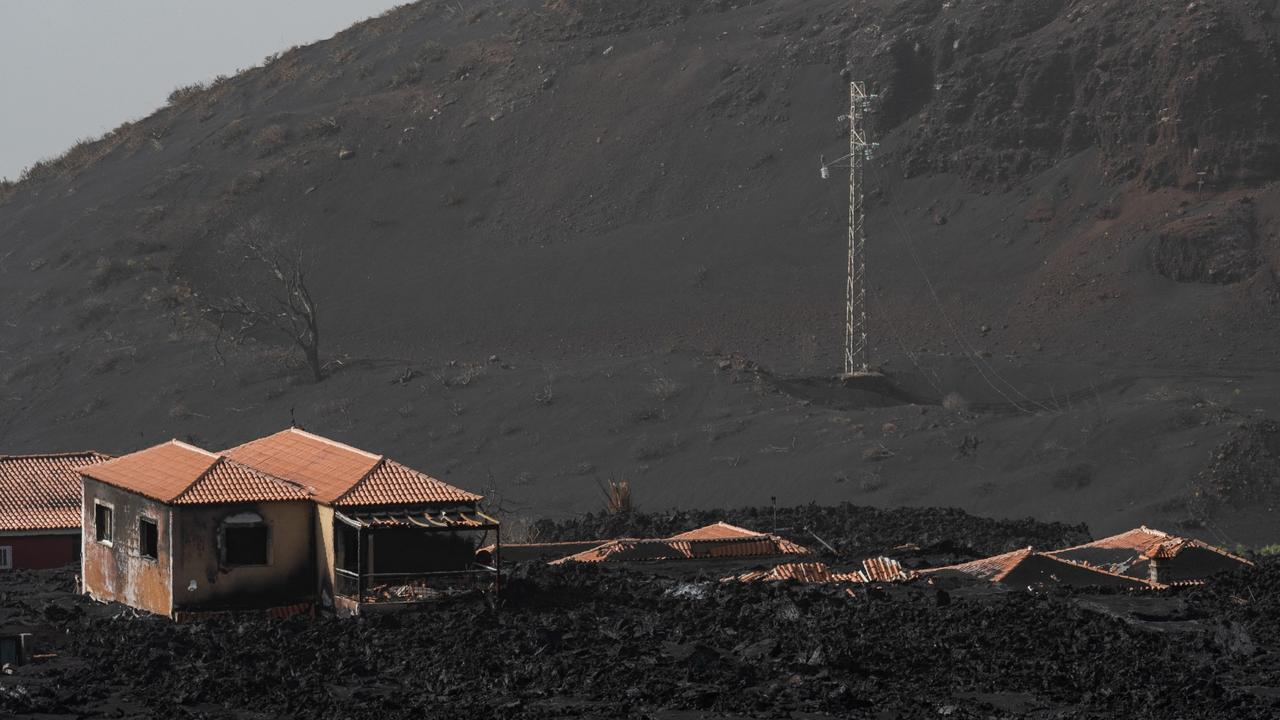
[94,503,113,544]
[0,546,12,570]
[138,517,158,560]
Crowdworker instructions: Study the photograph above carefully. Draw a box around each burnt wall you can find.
[81,479,173,616]
[171,499,316,609]
[171,501,314,612]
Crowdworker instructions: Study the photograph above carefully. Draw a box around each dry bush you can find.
[306,116,341,137]
[605,479,632,514]
[942,392,968,412]
[650,376,682,401]
[253,124,290,155]
[90,257,135,291]
[389,62,424,88]
[221,119,250,147]
[167,82,207,105]
[419,41,447,63]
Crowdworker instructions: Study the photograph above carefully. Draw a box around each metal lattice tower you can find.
[845,81,872,376]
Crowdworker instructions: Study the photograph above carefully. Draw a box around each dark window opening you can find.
[0,546,12,570]
[138,517,158,560]
[223,524,270,566]
[94,504,113,544]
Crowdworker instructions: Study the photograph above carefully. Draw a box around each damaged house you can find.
[0,453,111,571]
[546,522,810,570]
[1045,526,1253,585]
[80,429,497,619]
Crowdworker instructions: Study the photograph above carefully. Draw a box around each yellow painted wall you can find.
[171,501,314,611]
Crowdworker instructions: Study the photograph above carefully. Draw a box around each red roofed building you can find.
[1045,527,1252,585]
[0,453,110,570]
[549,522,810,567]
[81,429,496,618]
[920,547,1154,590]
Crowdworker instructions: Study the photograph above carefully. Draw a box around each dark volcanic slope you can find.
[2,0,1280,540]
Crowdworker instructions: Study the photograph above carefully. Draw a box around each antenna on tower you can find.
[820,81,878,377]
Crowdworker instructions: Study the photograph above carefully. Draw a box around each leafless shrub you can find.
[90,257,135,291]
[604,479,632,514]
[534,380,555,406]
[306,116,341,137]
[650,376,682,401]
[253,124,290,155]
[221,118,250,147]
[449,399,466,416]
[862,445,894,462]
[167,82,207,105]
[942,392,968,412]
[198,218,325,382]
[390,62,424,88]
[419,41,447,63]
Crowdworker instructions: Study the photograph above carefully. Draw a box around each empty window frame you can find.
[0,546,11,570]
[94,502,114,545]
[138,517,159,560]
[220,512,270,566]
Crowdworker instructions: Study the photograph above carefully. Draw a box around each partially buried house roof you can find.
[922,547,1152,589]
[1046,526,1251,576]
[551,531,810,565]
[222,427,481,506]
[0,452,111,531]
[80,441,311,505]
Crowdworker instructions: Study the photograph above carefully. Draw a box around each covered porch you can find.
[332,507,499,613]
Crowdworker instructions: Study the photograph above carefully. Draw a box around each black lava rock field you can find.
[2,506,1277,719]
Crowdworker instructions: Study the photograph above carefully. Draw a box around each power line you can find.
[869,163,1053,414]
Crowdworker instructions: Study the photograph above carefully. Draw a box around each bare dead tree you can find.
[200,220,324,383]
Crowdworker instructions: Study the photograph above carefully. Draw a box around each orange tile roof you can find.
[923,547,1153,589]
[335,458,480,507]
[926,547,1037,582]
[729,557,912,584]
[0,452,111,531]
[669,522,767,541]
[223,428,480,506]
[173,458,312,504]
[1048,527,1251,569]
[81,441,310,505]
[731,562,852,583]
[551,534,810,564]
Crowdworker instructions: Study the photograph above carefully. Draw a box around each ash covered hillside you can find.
[2,0,1280,541]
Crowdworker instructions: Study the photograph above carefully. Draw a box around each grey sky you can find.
[0,1,405,181]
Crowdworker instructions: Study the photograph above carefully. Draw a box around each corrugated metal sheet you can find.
[0,452,111,531]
